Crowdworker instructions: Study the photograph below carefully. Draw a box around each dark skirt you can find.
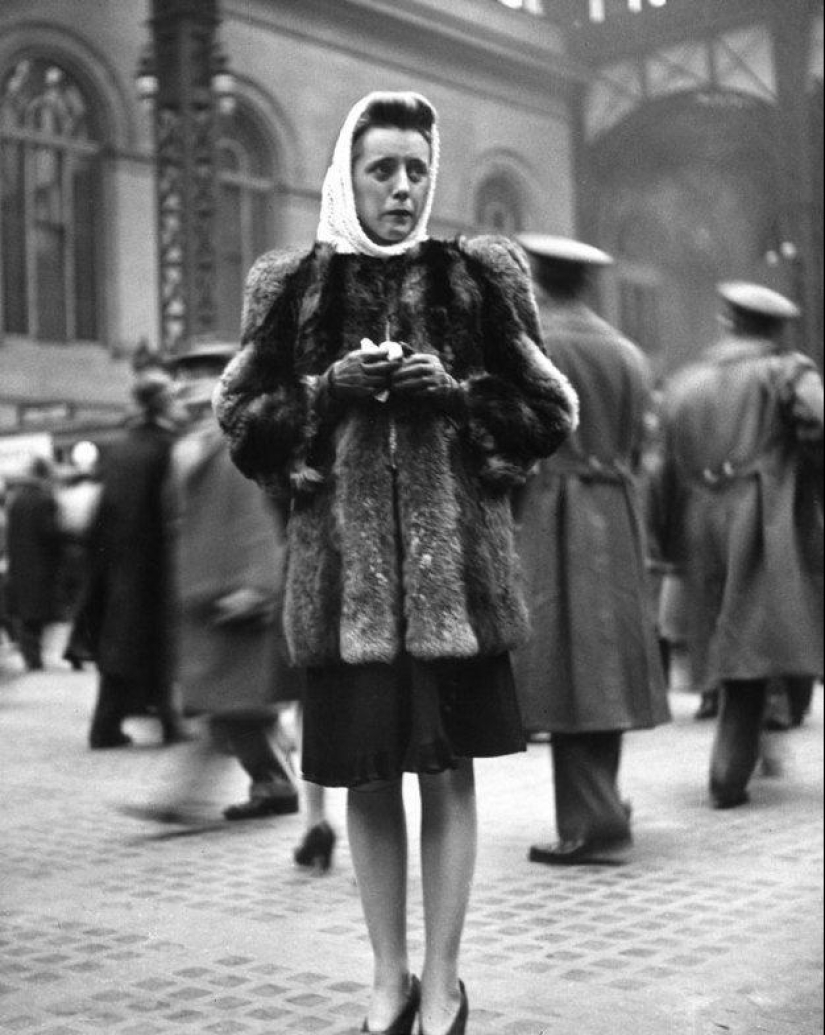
[301,652,526,788]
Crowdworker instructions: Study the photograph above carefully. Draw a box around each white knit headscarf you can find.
[316,91,440,259]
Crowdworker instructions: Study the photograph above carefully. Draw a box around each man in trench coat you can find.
[513,234,669,865]
[651,282,823,808]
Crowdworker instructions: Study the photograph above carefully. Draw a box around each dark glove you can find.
[327,348,403,402]
[390,353,462,408]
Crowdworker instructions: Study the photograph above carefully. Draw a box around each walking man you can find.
[5,456,60,670]
[82,367,187,748]
[652,282,823,808]
[514,234,669,865]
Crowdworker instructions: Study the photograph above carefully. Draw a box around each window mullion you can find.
[240,183,253,274]
[64,148,76,342]
[24,143,38,340]
[0,142,5,341]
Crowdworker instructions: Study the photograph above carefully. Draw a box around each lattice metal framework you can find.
[151,0,219,354]
[585,22,780,139]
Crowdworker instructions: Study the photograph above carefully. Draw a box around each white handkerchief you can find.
[359,338,403,401]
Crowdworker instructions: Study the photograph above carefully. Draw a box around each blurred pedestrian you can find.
[79,366,187,749]
[0,477,11,650]
[214,91,577,1035]
[56,442,102,670]
[124,342,300,823]
[513,234,669,866]
[5,456,61,671]
[652,282,823,809]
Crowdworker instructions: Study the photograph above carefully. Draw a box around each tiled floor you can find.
[1,637,822,1034]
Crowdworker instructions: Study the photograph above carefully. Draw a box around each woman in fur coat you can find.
[215,91,578,1035]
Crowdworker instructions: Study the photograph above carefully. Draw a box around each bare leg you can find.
[419,759,476,1035]
[348,779,411,1030]
[295,704,327,829]
[304,780,327,829]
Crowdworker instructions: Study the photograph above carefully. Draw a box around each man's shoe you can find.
[223,793,299,821]
[529,835,631,866]
[711,791,749,810]
[90,731,133,750]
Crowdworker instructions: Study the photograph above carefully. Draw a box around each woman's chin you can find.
[363,223,415,246]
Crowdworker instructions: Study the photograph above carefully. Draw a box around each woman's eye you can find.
[407,163,428,184]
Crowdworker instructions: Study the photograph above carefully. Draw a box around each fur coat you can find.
[215,235,579,668]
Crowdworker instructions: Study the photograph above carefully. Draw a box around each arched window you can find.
[474,173,524,234]
[0,58,101,342]
[215,110,276,339]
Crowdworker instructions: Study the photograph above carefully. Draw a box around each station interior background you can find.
[0,0,822,471]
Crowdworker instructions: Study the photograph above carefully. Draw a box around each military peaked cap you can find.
[717,281,800,320]
[517,233,613,267]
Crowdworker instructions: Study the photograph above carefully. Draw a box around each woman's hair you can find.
[351,92,434,150]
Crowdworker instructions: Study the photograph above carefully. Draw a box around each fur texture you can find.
[216,235,578,667]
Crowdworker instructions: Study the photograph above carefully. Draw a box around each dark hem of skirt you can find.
[300,652,526,789]
[302,738,527,789]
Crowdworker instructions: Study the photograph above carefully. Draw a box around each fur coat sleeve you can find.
[212,247,318,499]
[457,235,578,486]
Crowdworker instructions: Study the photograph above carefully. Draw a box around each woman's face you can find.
[351,127,431,245]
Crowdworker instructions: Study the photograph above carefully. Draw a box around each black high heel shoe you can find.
[420,982,468,1035]
[362,975,420,1034]
[293,821,336,873]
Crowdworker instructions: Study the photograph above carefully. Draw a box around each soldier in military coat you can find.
[513,234,669,866]
[651,282,823,808]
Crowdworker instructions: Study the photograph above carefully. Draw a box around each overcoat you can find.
[169,418,296,714]
[651,336,824,686]
[5,477,60,623]
[80,419,176,705]
[215,235,579,668]
[513,300,669,734]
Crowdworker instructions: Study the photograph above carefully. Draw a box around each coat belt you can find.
[688,457,763,489]
[549,454,633,484]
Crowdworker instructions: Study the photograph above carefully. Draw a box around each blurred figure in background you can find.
[80,366,187,749]
[5,456,60,671]
[652,282,823,809]
[513,234,670,866]
[0,477,10,653]
[126,342,300,824]
[56,441,102,671]
[640,386,692,694]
